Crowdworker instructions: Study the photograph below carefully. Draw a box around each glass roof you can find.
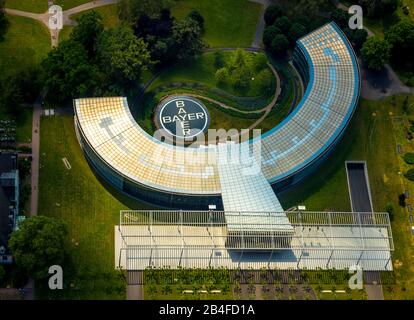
[74,22,359,196]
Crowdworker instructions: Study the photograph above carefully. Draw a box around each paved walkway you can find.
[5,0,118,47]
[249,0,271,49]
[159,62,281,130]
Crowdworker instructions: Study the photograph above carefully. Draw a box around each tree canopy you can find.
[358,0,400,18]
[9,216,68,280]
[97,26,152,82]
[264,4,283,26]
[385,20,414,67]
[172,18,206,60]
[270,34,289,56]
[71,11,104,57]
[42,39,98,102]
[361,36,391,70]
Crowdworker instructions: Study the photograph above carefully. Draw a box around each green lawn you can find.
[0,15,50,80]
[171,0,262,48]
[70,4,120,28]
[60,4,120,43]
[15,108,33,143]
[37,115,157,299]
[55,0,91,10]
[137,51,277,135]
[5,0,48,13]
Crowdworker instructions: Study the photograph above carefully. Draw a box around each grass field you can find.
[15,108,33,143]
[55,0,91,10]
[5,0,48,13]
[0,15,50,80]
[37,115,157,299]
[171,0,262,48]
[60,4,120,43]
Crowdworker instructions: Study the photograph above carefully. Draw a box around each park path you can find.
[5,0,118,47]
[161,62,281,136]
[249,0,271,49]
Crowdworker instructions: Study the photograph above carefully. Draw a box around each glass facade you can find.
[74,22,360,208]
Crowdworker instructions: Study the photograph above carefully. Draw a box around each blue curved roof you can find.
[74,22,360,196]
[259,22,360,184]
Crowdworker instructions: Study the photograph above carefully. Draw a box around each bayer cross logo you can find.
[157,97,210,140]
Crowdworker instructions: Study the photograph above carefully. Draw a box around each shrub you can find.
[215,67,228,84]
[385,202,394,220]
[404,152,414,164]
[398,193,406,207]
[406,168,414,181]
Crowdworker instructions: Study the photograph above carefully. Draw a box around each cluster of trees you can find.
[42,11,152,102]
[42,4,205,102]
[0,69,42,116]
[9,216,68,280]
[214,50,272,92]
[360,19,414,70]
[133,9,205,66]
[263,4,309,56]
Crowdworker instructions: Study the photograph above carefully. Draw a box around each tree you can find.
[187,10,204,31]
[255,69,273,93]
[385,202,394,220]
[270,34,289,56]
[71,10,104,57]
[273,16,291,35]
[361,37,391,70]
[264,4,282,26]
[253,53,268,71]
[331,9,349,29]
[385,20,414,66]
[358,0,400,18]
[288,23,307,43]
[172,18,205,60]
[98,26,152,82]
[9,216,68,280]
[263,25,281,47]
[0,0,8,41]
[346,28,368,51]
[42,39,98,102]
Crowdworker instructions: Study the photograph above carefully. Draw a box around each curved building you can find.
[74,22,360,209]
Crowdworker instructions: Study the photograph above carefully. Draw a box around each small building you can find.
[0,152,19,264]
